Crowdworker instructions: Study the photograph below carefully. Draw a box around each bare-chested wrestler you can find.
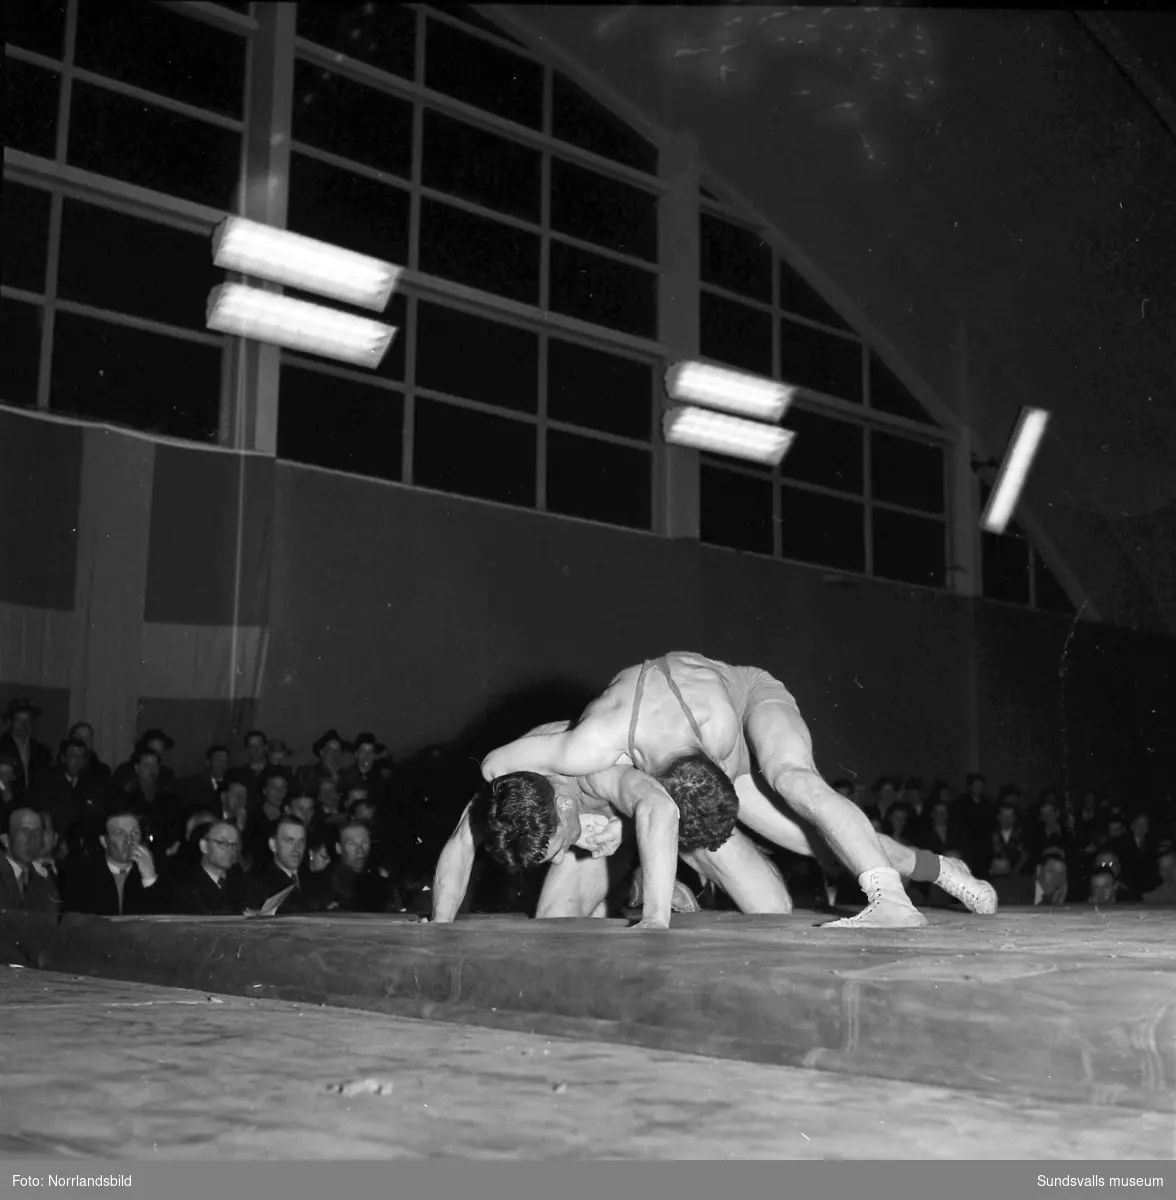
[480,653,997,929]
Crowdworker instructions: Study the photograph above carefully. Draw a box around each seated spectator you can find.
[1114,813,1160,897]
[226,729,271,797]
[1027,797,1071,864]
[881,802,917,847]
[339,733,390,808]
[308,730,350,790]
[242,769,291,871]
[170,821,248,915]
[0,807,61,915]
[113,748,182,854]
[285,791,318,830]
[34,810,65,884]
[314,775,343,820]
[1142,847,1176,905]
[1089,869,1119,906]
[61,811,166,916]
[307,835,334,875]
[178,745,229,816]
[0,753,21,814]
[68,721,112,788]
[1089,849,1141,903]
[111,729,178,794]
[986,801,1030,879]
[868,776,900,823]
[173,810,218,880]
[30,737,107,858]
[915,799,964,859]
[1033,848,1069,906]
[309,820,399,913]
[246,816,311,914]
[265,738,297,771]
[0,697,54,797]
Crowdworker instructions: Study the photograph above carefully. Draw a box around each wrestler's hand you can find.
[574,813,623,859]
[627,917,671,932]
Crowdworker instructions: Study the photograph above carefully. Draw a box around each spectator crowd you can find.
[1,695,1173,919]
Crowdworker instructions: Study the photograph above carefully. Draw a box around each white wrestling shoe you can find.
[935,856,998,915]
[823,868,928,929]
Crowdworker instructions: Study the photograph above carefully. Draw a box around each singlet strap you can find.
[628,660,652,764]
[656,657,705,744]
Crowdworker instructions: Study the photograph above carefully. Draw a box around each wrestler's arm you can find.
[482,711,621,781]
[431,799,483,923]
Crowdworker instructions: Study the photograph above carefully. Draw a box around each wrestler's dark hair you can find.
[485,772,558,873]
[655,753,739,853]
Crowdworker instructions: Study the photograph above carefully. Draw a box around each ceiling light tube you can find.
[981,407,1051,534]
[666,360,794,422]
[664,405,796,466]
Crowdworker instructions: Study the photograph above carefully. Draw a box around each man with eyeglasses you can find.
[172,820,248,915]
[60,810,165,916]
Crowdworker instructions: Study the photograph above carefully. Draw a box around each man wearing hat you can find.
[340,732,390,808]
[226,730,272,797]
[0,697,53,797]
[266,738,296,769]
[110,729,178,796]
[309,730,351,787]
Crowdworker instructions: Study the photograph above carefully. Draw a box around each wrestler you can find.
[481,652,996,929]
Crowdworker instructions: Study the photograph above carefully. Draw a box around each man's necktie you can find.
[17,868,27,897]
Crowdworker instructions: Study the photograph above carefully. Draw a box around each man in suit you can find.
[0,807,61,915]
[171,820,248,915]
[114,748,182,853]
[178,744,230,817]
[247,816,311,914]
[61,810,167,916]
[339,733,391,809]
[31,737,108,857]
[0,697,53,798]
[111,729,179,795]
[310,819,398,913]
[226,730,271,798]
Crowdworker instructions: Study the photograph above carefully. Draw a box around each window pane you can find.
[873,509,945,588]
[413,398,536,508]
[778,408,864,494]
[422,109,541,223]
[700,292,772,375]
[982,533,1030,605]
[869,352,936,425]
[51,313,221,443]
[549,242,656,339]
[419,199,540,306]
[1034,552,1075,615]
[5,60,59,159]
[548,340,652,441]
[278,363,402,482]
[700,215,772,303]
[550,159,658,263]
[293,60,413,178]
[779,318,863,403]
[75,0,246,118]
[2,300,43,408]
[779,258,850,330]
[288,153,410,266]
[296,1,416,80]
[416,301,538,414]
[424,17,543,130]
[438,6,529,49]
[6,0,66,58]
[69,84,241,209]
[546,431,651,530]
[700,464,773,555]
[2,183,52,294]
[779,486,864,572]
[871,431,945,515]
[552,71,657,175]
[58,202,219,332]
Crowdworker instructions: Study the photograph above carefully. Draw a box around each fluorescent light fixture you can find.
[212,217,401,312]
[981,407,1051,534]
[206,284,397,370]
[664,405,795,466]
[666,360,794,422]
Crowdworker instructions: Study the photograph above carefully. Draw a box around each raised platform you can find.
[3,906,1173,1115]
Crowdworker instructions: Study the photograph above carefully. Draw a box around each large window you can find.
[980,483,1076,615]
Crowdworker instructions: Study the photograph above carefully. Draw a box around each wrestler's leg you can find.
[745,697,925,927]
[680,827,794,914]
[535,852,611,918]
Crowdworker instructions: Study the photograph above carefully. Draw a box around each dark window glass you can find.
[1034,552,1075,615]
[58,202,219,332]
[6,0,66,57]
[550,159,658,263]
[552,71,657,175]
[779,258,850,330]
[546,431,651,530]
[424,17,543,130]
[295,1,415,80]
[982,533,1030,606]
[416,301,538,414]
[2,183,52,294]
[51,313,221,442]
[548,340,652,441]
[278,364,403,482]
[293,61,413,178]
[779,486,864,572]
[413,398,536,508]
[778,408,863,495]
[75,0,246,118]
[873,509,945,588]
[422,109,541,222]
[700,292,772,375]
[700,463,773,555]
[779,318,863,403]
[432,5,528,48]
[69,84,241,209]
[288,154,410,267]
[870,353,937,425]
[549,242,656,339]
[871,431,945,515]
[700,215,772,304]
[5,60,59,159]
[419,199,540,305]
[2,299,43,407]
